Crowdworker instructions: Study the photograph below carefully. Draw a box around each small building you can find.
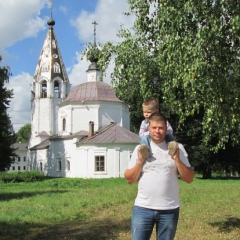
[8,143,28,172]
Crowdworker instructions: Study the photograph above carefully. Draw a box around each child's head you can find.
[142,98,159,119]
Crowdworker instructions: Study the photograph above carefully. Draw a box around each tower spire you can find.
[92,21,98,46]
[50,0,53,18]
[48,0,55,27]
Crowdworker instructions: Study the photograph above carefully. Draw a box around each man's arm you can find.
[172,147,195,183]
[124,148,145,184]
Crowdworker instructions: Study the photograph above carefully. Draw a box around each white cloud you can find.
[7,72,32,132]
[59,5,68,15]
[71,0,134,44]
[69,0,134,86]
[0,0,47,51]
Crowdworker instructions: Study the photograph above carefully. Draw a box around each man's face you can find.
[148,120,167,144]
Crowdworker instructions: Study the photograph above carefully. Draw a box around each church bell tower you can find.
[29,6,70,147]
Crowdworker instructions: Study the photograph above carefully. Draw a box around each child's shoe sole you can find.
[168,142,178,156]
[139,144,149,159]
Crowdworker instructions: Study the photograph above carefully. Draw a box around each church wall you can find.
[121,107,130,130]
[99,102,130,130]
[28,149,49,175]
[48,138,76,177]
[59,101,130,135]
[38,99,51,133]
[72,106,97,133]
[74,143,136,178]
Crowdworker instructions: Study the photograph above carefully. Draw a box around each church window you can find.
[62,118,66,131]
[40,162,43,171]
[42,62,49,72]
[52,40,56,48]
[67,160,70,171]
[54,81,60,98]
[58,160,62,171]
[53,62,61,73]
[41,81,47,98]
[95,156,105,172]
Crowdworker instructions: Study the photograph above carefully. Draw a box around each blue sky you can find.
[0,0,134,132]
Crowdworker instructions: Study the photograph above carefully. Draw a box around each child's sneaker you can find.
[168,142,178,157]
[139,144,149,159]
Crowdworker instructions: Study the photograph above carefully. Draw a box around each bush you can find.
[0,171,45,183]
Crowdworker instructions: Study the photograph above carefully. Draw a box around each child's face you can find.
[143,107,157,119]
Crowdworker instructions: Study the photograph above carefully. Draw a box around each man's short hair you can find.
[148,112,167,125]
[142,97,159,111]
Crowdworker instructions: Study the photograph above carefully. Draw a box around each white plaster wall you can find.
[58,101,130,134]
[48,138,76,177]
[74,143,136,178]
[72,106,97,132]
[29,139,137,179]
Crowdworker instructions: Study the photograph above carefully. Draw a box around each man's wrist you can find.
[137,160,144,166]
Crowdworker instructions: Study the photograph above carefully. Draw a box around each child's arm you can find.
[139,120,149,137]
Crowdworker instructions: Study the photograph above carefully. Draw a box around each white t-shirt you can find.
[128,141,191,210]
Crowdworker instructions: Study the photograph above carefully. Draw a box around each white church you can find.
[27,13,140,178]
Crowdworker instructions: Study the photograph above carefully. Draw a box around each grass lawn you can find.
[0,176,239,240]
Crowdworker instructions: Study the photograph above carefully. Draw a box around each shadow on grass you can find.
[209,216,240,233]
[0,217,131,240]
[0,190,67,201]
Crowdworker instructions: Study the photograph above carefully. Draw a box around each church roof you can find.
[33,14,69,83]
[64,82,122,103]
[30,123,139,150]
[79,122,140,144]
[30,139,50,150]
[13,143,28,151]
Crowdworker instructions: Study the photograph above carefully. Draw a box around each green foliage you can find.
[93,0,240,152]
[16,123,31,143]
[0,56,17,171]
[0,171,45,183]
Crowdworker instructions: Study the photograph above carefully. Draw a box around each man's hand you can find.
[170,143,195,183]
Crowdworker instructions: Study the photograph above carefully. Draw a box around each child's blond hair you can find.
[142,97,159,111]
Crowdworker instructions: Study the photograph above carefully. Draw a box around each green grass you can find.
[0,176,239,240]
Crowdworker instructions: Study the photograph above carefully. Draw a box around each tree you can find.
[16,123,31,143]
[96,0,240,152]
[0,56,17,171]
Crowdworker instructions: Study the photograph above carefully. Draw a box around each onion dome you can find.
[47,16,55,27]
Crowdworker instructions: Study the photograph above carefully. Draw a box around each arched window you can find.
[42,62,49,72]
[67,160,70,171]
[62,118,66,131]
[40,162,43,171]
[58,160,62,171]
[53,62,61,73]
[54,81,60,98]
[41,81,47,98]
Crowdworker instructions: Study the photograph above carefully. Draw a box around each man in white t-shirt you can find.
[124,112,195,240]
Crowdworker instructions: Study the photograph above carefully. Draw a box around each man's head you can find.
[148,112,167,144]
[142,98,159,119]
